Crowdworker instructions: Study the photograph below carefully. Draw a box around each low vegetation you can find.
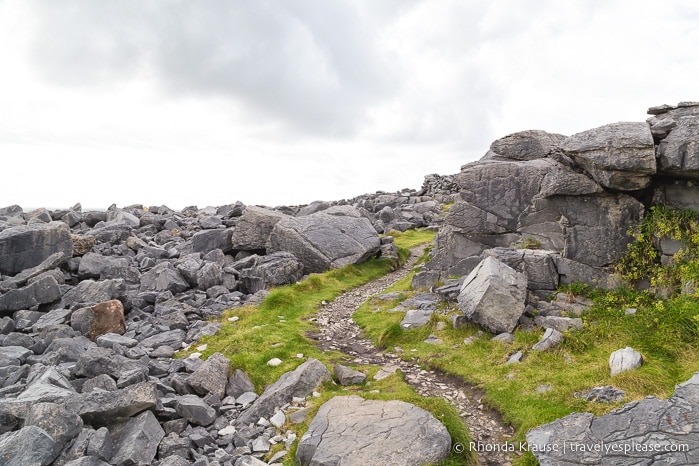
[355,206,699,465]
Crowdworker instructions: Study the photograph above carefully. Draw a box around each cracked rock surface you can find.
[526,372,699,465]
[296,395,451,466]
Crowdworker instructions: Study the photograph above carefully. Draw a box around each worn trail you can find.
[314,245,516,466]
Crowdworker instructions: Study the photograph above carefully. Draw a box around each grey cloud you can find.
[28,0,406,136]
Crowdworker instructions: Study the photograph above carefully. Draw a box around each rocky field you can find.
[1,101,699,465]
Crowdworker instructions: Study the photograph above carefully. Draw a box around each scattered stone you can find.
[505,351,523,364]
[492,333,515,344]
[187,352,230,399]
[0,425,57,466]
[609,347,644,376]
[267,358,282,367]
[373,364,399,381]
[237,358,331,426]
[399,308,434,329]
[424,334,442,344]
[574,386,626,403]
[532,328,564,352]
[109,410,165,466]
[175,395,217,426]
[0,221,72,275]
[227,369,256,398]
[333,364,366,385]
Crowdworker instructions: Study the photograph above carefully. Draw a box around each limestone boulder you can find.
[231,206,288,251]
[0,221,72,275]
[237,358,330,425]
[267,209,380,273]
[0,275,62,313]
[238,252,305,294]
[457,256,527,334]
[296,395,451,466]
[187,352,230,399]
[483,130,567,161]
[526,372,699,465]
[109,411,164,466]
[562,122,656,190]
[609,347,643,377]
[658,115,699,179]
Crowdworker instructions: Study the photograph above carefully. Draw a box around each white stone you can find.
[267,358,283,367]
[219,425,237,436]
[609,347,643,376]
[270,411,286,428]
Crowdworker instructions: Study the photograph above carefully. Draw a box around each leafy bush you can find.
[617,205,699,296]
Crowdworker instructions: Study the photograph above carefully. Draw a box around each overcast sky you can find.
[1,0,698,210]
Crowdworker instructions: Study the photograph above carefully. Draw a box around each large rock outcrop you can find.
[0,222,72,275]
[526,372,699,465]
[267,208,381,273]
[296,395,451,466]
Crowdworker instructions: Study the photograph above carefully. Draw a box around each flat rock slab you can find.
[526,372,699,465]
[296,395,451,466]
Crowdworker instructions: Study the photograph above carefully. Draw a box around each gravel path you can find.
[314,245,516,466]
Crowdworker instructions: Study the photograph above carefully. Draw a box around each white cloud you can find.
[1,0,698,210]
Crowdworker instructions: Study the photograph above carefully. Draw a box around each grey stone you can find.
[140,262,189,294]
[95,333,138,349]
[238,252,304,294]
[399,309,434,330]
[574,386,626,403]
[235,392,258,407]
[492,333,515,343]
[562,122,656,190]
[296,395,451,466]
[526,372,699,465]
[227,369,256,398]
[532,328,564,352]
[410,270,441,290]
[658,115,699,179]
[506,351,523,364]
[175,394,217,426]
[457,256,527,334]
[62,279,126,308]
[237,358,331,425]
[188,352,230,398]
[192,228,234,254]
[86,427,113,461]
[0,251,66,290]
[110,410,165,466]
[0,275,62,313]
[72,346,148,380]
[0,345,32,364]
[0,426,57,466]
[609,347,643,376]
[32,306,73,332]
[25,402,83,458]
[77,252,131,280]
[64,382,158,426]
[534,316,583,332]
[267,209,380,273]
[17,366,77,403]
[82,374,118,393]
[0,221,72,275]
[231,206,288,251]
[140,329,186,349]
[199,215,223,229]
[0,316,14,334]
[333,364,366,385]
[484,130,567,161]
[63,457,111,466]
[552,194,644,268]
[158,432,191,460]
[196,261,223,290]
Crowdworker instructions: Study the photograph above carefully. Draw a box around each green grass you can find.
[181,228,473,464]
[355,216,699,465]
